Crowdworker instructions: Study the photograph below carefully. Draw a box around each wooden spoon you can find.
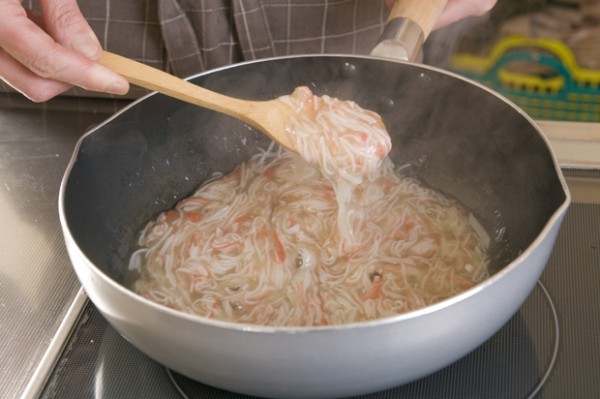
[100,0,448,156]
[100,51,296,152]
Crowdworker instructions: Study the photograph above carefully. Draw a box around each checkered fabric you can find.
[158,0,389,77]
[4,0,389,98]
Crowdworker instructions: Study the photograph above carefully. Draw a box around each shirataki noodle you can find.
[278,86,392,186]
[277,86,392,246]
[130,147,490,326]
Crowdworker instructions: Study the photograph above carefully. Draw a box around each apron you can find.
[6,0,388,98]
[157,0,389,77]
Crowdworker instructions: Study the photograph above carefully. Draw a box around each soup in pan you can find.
[129,89,490,327]
[130,150,490,327]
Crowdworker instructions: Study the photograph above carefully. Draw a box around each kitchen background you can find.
[1,1,599,398]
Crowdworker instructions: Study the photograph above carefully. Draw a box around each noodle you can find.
[277,87,392,245]
[131,88,488,326]
[131,148,490,327]
[277,86,392,185]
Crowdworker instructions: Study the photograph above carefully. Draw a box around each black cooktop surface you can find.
[41,198,600,399]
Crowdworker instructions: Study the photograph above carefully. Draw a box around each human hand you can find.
[385,0,497,30]
[0,0,129,102]
[433,0,497,29]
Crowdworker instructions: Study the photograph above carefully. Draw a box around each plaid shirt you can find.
[7,0,389,98]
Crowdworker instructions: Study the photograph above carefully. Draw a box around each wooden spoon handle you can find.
[371,0,448,61]
[100,51,296,152]
[388,0,448,40]
[100,51,252,120]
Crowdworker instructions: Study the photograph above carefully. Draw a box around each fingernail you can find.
[72,32,101,59]
[84,64,129,95]
[106,79,129,95]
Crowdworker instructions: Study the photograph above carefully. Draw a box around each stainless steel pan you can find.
[59,2,570,397]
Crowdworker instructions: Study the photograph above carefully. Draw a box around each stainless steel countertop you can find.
[0,92,598,399]
[0,94,127,399]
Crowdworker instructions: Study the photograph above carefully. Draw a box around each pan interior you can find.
[63,56,566,288]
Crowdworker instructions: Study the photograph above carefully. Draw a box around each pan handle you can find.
[371,0,448,61]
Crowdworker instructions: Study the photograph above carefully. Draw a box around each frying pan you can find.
[59,1,570,398]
